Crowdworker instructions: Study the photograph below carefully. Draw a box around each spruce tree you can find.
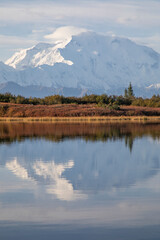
[127,82,134,97]
[124,88,128,98]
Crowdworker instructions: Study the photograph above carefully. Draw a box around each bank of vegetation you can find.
[0,83,160,118]
[0,83,160,109]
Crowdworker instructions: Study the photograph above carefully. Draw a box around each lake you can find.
[0,122,160,240]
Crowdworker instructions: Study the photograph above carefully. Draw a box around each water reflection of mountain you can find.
[0,122,160,199]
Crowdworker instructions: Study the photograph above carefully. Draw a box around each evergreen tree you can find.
[128,82,134,97]
[124,83,134,98]
[124,88,128,98]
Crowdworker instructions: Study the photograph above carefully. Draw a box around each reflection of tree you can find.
[0,122,160,151]
[125,135,134,152]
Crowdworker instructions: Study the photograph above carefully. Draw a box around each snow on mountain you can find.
[147,83,160,89]
[0,61,20,88]
[5,43,73,70]
[1,26,160,96]
[5,26,87,70]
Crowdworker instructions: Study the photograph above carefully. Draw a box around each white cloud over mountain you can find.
[0,0,160,61]
[45,26,87,43]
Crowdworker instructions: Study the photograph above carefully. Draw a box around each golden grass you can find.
[1,116,160,123]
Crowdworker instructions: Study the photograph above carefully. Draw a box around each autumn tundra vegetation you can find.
[0,83,160,118]
[0,83,160,107]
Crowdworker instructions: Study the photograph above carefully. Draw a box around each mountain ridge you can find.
[0,27,160,97]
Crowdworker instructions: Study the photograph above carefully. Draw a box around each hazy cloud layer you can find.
[0,0,160,60]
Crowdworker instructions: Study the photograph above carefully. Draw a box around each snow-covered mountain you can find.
[1,26,160,97]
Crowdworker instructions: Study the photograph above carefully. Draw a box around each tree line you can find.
[0,83,160,108]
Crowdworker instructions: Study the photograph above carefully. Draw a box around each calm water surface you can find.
[0,122,160,239]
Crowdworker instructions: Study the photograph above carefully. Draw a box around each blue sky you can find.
[0,0,160,61]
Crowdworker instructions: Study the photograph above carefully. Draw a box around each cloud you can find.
[44,26,87,43]
[0,1,159,28]
[117,16,137,25]
[130,34,160,54]
[0,0,160,61]
[0,34,38,60]
[0,34,37,46]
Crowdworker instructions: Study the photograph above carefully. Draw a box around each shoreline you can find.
[1,116,160,123]
[1,103,160,122]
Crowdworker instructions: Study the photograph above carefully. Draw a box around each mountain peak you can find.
[5,40,73,70]
[2,28,160,96]
[5,26,88,70]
